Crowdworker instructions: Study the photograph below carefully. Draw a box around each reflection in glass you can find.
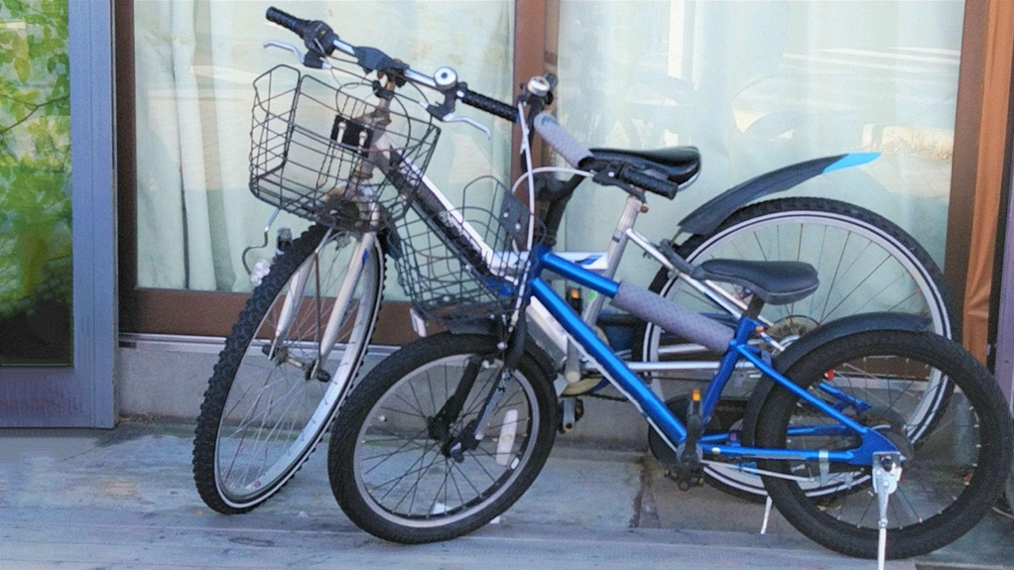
[0,0,72,366]
[556,1,963,280]
[133,1,514,297]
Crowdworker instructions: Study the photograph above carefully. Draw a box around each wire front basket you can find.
[392,177,542,329]
[249,65,440,231]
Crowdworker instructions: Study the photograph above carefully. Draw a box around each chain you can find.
[582,391,628,402]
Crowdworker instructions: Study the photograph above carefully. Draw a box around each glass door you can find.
[1,0,72,366]
[0,0,115,427]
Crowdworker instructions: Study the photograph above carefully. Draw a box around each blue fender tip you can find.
[823,152,881,174]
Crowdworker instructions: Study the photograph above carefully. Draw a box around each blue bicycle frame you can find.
[526,248,899,468]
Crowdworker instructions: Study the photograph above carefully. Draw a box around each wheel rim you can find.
[763,343,989,535]
[214,233,380,506]
[353,354,540,528]
[662,210,949,337]
[647,209,952,496]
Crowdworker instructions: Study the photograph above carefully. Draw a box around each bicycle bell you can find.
[434,67,458,90]
[527,75,551,97]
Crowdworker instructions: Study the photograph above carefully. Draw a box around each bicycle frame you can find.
[528,249,899,466]
[256,64,774,387]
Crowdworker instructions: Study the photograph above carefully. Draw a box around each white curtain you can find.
[135,0,515,295]
[555,0,964,282]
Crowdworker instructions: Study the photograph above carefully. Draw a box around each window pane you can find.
[0,0,73,366]
[556,1,963,280]
[134,1,515,298]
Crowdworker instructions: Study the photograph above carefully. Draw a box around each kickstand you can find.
[760,495,773,534]
[872,453,903,570]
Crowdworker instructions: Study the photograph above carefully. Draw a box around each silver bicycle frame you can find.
[262,93,766,385]
[524,192,776,383]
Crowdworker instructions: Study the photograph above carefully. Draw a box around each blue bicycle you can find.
[243,7,1011,562]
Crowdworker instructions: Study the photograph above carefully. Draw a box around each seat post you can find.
[744,294,765,321]
[562,194,643,384]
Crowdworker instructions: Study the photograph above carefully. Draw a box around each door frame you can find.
[1,0,117,427]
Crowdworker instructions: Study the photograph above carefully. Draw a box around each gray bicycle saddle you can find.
[691,259,819,305]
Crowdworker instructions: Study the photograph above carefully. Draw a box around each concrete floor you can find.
[0,422,1010,570]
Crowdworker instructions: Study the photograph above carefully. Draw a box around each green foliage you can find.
[0,0,71,319]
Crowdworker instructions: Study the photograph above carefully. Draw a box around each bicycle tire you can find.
[193,224,384,514]
[754,330,1012,559]
[642,197,958,500]
[328,333,557,544]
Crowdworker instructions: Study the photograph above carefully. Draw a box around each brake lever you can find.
[263,40,331,70]
[414,100,491,138]
[441,113,491,138]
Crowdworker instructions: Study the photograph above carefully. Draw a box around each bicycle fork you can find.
[269,231,374,382]
[442,318,530,462]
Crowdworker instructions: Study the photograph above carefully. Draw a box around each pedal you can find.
[668,461,705,491]
[668,389,705,491]
[648,394,746,466]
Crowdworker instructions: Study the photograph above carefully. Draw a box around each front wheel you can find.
[328,333,557,544]
[193,225,384,514]
[755,330,1013,559]
[643,197,958,499]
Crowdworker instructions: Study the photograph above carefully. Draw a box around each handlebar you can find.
[260,7,683,198]
[459,89,518,122]
[265,7,309,36]
[265,6,519,123]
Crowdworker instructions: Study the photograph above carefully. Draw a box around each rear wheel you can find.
[328,333,557,543]
[754,330,1012,559]
[643,197,957,499]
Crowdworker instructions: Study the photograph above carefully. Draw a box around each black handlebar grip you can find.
[620,168,679,199]
[266,7,310,37]
[460,89,517,123]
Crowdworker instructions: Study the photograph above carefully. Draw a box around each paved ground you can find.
[0,422,1010,570]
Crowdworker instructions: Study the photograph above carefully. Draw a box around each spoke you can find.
[821,253,891,321]
[806,224,831,317]
[237,383,279,487]
[362,425,431,475]
[449,463,466,509]
[236,378,307,482]
[451,459,484,498]
[391,392,427,418]
[426,369,438,417]
[753,231,769,262]
[427,458,453,518]
[818,231,852,322]
[468,451,500,484]
[406,378,429,418]
[883,288,922,314]
[374,440,437,502]
[378,405,428,420]
[222,367,287,426]
[399,442,445,516]
[222,388,266,484]
[359,441,431,463]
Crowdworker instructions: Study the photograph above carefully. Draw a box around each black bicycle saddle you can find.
[589,146,701,194]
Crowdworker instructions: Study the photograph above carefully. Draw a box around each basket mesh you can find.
[249,65,439,231]
[393,177,542,327]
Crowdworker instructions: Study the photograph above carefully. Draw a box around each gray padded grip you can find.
[533,113,593,168]
[612,282,734,354]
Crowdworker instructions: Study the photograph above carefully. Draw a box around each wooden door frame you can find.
[947,0,1014,360]
[116,1,550,344]
[117,1,996,350]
